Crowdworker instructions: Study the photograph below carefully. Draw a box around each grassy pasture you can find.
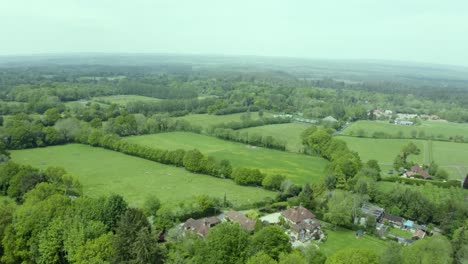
[125,132,329,184]
[314,226,388,256]
[432,141,468,179]
[338,136,467,180]
[337,136,425,172]
[64,99,109,109]
[65,95,163,109]
[376,182,468,200]
[341,120,468,141]
[92,95,163,105]
[173,112,272,130]
[238,122,312,152]
[10,144,275,207]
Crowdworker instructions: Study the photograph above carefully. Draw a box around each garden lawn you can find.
[125,132,329,184]
[341,120,468,141]
[315,226,388,256]
[10,144,275,207]
[388,228,413,239]
[238,122,313,152]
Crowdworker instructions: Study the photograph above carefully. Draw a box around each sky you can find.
[1,0,467,66]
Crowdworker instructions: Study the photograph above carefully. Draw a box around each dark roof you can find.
[382,212,404,224]
[291,219,321,233]
[183,217,221,237]
[225,210,255,231]
[361,203,385,219]
[282,206,316,224]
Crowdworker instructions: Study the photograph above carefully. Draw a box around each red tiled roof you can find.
[225,210,255,231]
[282,206,315,224]
[409,165,431,179]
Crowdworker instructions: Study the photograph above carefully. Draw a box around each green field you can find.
[125,132,329,184]
[65,95,163,109]
[338,136,467,180]
[65,99,109,109]
[342,120,468,141]
[315,226,388,256]
[92,95,163,105]
[10,144,275,207]
[173,112,272,130]
[432,141,468,179]
[376,182,468,201]
[238,122,312,152]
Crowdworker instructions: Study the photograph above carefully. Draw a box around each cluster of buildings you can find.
[369,109,442,125]
[181,206,324,246]
[358,203,428,245]
[182,202,434,249]
[371,109,393,119]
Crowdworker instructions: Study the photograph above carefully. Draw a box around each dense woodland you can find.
[0,57,467,264]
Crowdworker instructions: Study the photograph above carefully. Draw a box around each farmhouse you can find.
[405,165,432,180]
[358,203,385,224]
[282,206,316,224]
[280,206,323,242]
[224,210,256,232]
[183,217,220,237]
[381,212,404,228]
[289,219,324,242]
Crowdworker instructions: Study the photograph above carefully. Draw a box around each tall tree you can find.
[326,248,378,264]
[324,190,355,229]
[194,222,250,264]
[249,225,291,260]
[401,235,452,264]
[102,194,128,230]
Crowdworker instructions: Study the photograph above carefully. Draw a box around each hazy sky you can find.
[1,0,467,66]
